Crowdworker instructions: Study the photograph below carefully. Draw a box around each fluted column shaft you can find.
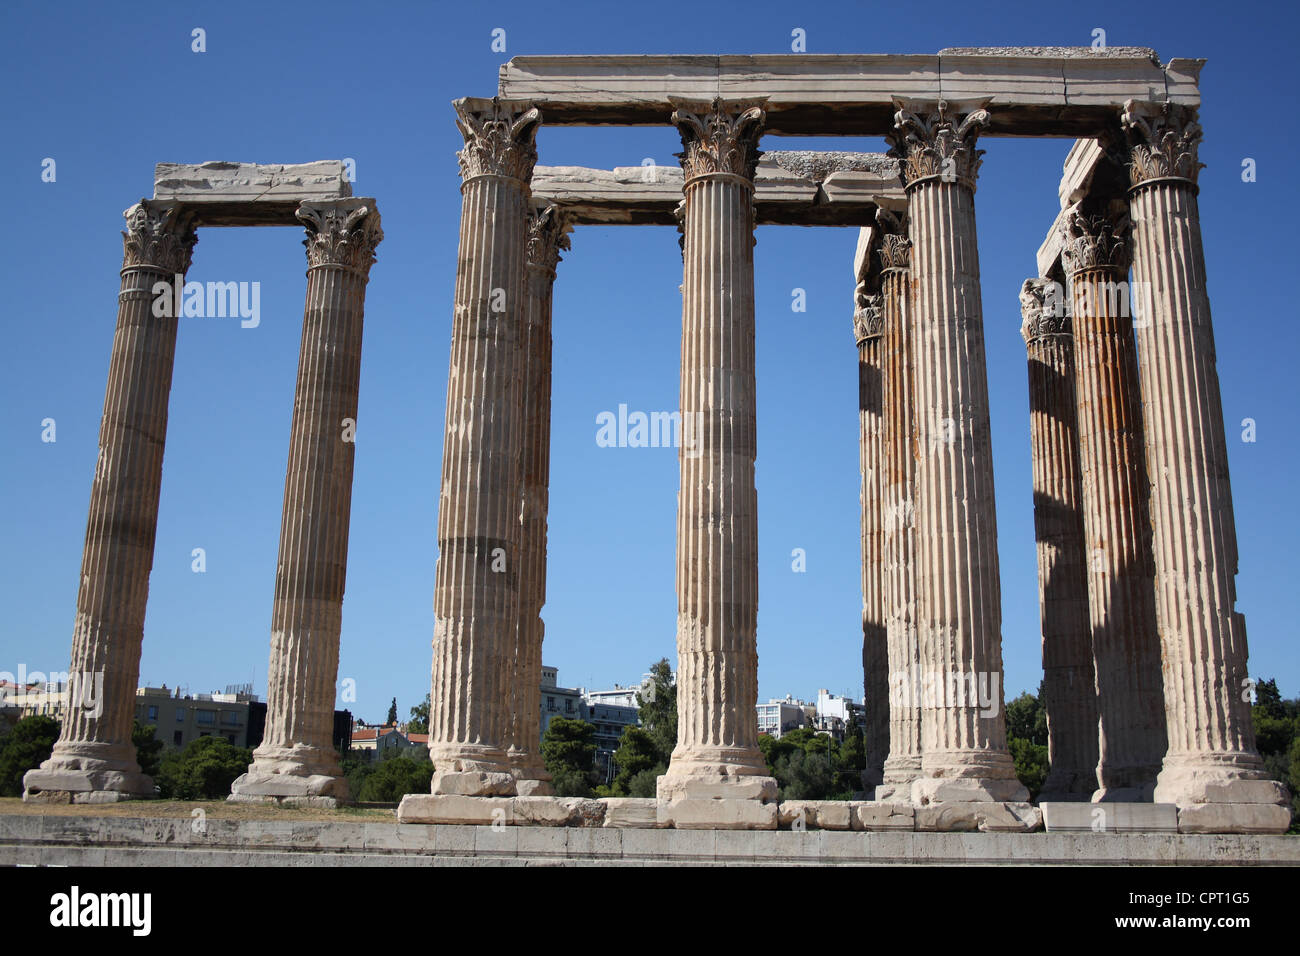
[888,101,1024,803]
[1122,102,1286,815]
[25,201,196,802]
[1062,212,1166,801]
[427,99,540,796]
[231,200,382,803]
[878,235,923,796]
[660,101,775,801]
[507,205,569,794]
[1020,278,1100,802]
[855,289,888,789]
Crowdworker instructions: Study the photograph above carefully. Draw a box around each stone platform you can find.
[1,812,1296,866]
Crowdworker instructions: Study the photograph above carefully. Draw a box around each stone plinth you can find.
[1041,802,1178,833]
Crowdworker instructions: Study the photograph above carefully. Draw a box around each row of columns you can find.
[25,198,382,804]
[29,95,1284,824]
[858,98,1284,817]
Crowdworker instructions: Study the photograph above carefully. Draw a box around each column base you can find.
[509,751,555,796]
[1154,757,1292,809]
[912,753,1029,804]
[656,748,777,803]
[430,771,517,797]
[23,742,155,802]
[228,743,349,805]
[877,756,922,802]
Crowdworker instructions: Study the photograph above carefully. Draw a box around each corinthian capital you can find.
[671,98,766,183]
[854,288,884,345]
[297,199,383,274]
[875,207,911,273]
[1060,205,1129,277]
[526,203,573,275]
[886,99,990,191]
[1020,277,1071,345]
[1120,100,1203,188]
[454,97,542,183]
[121,199,197,274]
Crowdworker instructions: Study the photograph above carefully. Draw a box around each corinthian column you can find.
[1020,277,1100,802]
[886,100,1026,804]
[425,98,540,797]
[1060,207,1166,801]
[230,199,382,806]
[658,99,777,821]
[855,279,888,790]
[507,203,571,796]
[877,222,923,802]
[25,201,196,803]
[1121,101,1290,830]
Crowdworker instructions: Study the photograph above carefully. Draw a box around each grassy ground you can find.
[0,796,395,822]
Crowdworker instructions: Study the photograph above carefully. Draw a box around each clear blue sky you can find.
[1,0,1295,724]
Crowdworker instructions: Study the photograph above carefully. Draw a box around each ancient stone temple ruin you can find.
[26,50,1292,837]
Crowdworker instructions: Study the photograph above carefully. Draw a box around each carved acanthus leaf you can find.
[1061,208,1129,276]
[297,201,383,273]
[121,200,197,274]
[672,99,766,182]
[886,100,990,191]
[854,288,884,344]
[1121,100,1203,187]
[526,204,573,274]
[455,98,542,183]
[1020,277,1071,344]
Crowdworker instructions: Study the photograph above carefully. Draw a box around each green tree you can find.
[386,697,398,726]
[132,720,163,779]
[341,752,374,800]
[774,749,836,800]
[155,736,253,800]
[541,717,596,797]
[408,694,430,734]
[636,658,678,763]
[1009,737,1050,800]
[356,755,432,801]
[610,725,664,796]
[1005,689,1048,747]
[0,715,60,797]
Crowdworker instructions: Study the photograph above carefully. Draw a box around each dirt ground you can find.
[0,796,396,822]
